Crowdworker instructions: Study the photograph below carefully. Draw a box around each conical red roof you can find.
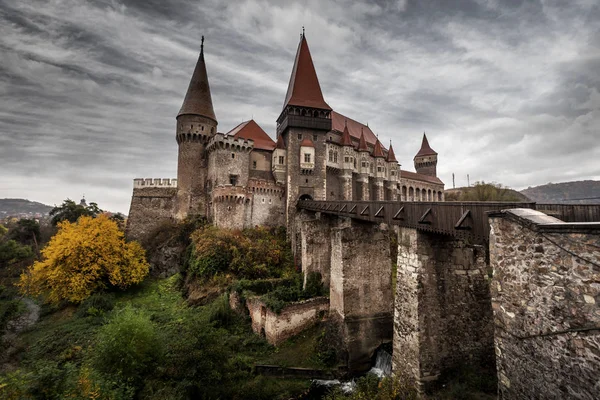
[357,129,369,151]
[340,121,353,146]
[387,143,398,162]
[227,120,275,151]
[283,35,331,111]
[178,38,216,121]
[275,134,286,150]
[372,140,385,158]
[415,133,437,158]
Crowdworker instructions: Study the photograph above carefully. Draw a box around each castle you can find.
[126,33,444,240]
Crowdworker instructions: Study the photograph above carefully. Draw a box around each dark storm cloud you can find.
[0,0,598,212]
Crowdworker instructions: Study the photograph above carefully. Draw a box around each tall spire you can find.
[372,140,385,158]
[178,36,217,122]
[415,132,437,158]
[282,33,331,111]
[341,120,353,146]
[358,128,369,151]
[387,141,398,162]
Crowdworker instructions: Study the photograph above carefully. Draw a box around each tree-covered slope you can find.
[0,198,53,217]
[521,180,600,204]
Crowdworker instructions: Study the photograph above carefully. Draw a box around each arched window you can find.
[329,149,334,162]
[334,152,338,163]
[409,187,414,201]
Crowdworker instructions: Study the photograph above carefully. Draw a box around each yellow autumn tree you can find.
[19,215,149,303]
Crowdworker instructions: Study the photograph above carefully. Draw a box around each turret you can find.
[175,36,217,218]
[414,133,438,177]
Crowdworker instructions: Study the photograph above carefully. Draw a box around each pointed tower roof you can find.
[341,120,353,146]
[372,140,385,158]
[283,34,332,111]
[387,142,398,163]
[178,36,217,122]
[227,120,275,151]
[275,134,286,150]
[357,129,369,152]
[300,137,315,147]
[415,133,437,158]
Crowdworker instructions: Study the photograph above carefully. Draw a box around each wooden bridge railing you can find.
[297,200,600,243]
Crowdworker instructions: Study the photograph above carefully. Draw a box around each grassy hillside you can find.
[521,180,600,204]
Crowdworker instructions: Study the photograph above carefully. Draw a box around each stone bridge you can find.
[293,200,600,398]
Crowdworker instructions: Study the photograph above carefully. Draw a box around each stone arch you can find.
[299,194,313,201]
[402,186,407,201]
[438,191,443,201]
[428,189,432,201]
[415,188,421,201]
[409,187,414,201]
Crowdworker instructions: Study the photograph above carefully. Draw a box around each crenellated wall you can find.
[489,209,600,400]
[393,226,495,390]
[126,181,177,242]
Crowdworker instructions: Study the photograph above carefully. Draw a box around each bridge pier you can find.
[330,218,394,371]
[341,173,353,201]
[393,226,495,390]
[300,213,332,288]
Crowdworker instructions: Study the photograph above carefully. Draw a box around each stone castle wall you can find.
[393,227,495,389]
[246,296,329,346]
[489,209,600,400]
[248,179,285,227]
[126,183,177,242]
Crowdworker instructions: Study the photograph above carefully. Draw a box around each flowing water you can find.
[368,348,392,378]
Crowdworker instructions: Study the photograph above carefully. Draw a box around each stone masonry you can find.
[393,226,495,390]
[489,208,600,399]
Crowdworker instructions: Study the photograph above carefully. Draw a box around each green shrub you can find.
[92,306,162,384]
[209,294,236,328]
[76,292,115,318]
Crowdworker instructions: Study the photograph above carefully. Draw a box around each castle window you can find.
[201,126,204,131]
[370,165,374,173]
[304,153,311,163]
[334,152,338,163]
[306,179,308,183]
[253,160,257,169]
[262,198,265,203]
[232,153,235,159]
[298,133,302,140]
[229,175,238,185]
[329,150,333,162]
[269,199,272,204]
[279,156,284,164]
[354,159,357,168]
[361,161,366,168]
[377,167,382,172]
[345,156,349,163]
[313,134,318,141]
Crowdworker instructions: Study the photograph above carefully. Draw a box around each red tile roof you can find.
[300,137,315,147]
[415,133,437,158]
[357,129,369,151]
[227,120,275,151]
[401,170,444,185]
[387,143,398,163]
[275,134,286,150]
[340,121,353,146]
[372,140,385,158]
[283,35,331,111]
[331,111,378,145]
[178,40,217,121]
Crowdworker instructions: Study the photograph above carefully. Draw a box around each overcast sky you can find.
[1,0,599,213]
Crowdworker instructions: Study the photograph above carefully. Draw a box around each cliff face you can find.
[521,180,600,204]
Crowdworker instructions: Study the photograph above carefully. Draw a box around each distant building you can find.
[127,34,444,239]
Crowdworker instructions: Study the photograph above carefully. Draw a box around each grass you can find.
[2,275,315,399]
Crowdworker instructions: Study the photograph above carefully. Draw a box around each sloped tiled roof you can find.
[178,39,216,121]
[331,111,377,145]
[283,35,331,111]
[401,170,444,185]
[227,120,275,151]
[300,137,315,147]
[275,134,286,150]
[415,133,437,158]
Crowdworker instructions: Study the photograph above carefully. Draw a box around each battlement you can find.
[248,178,285,196]
[212,185,251,203]
[133,178,178,188]
[206,132,254,153]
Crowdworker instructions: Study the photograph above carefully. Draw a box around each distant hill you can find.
[521,180,600,204]
[0,198,53,218]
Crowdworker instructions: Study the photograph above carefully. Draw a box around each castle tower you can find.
[372,140,386,200]
[175,36,217,219]
[414,133,438,177]
[272,134,287,185]
[357,129,371,200]
[385,142,399,200]
[277,32,332,226]
[340,121,354,200]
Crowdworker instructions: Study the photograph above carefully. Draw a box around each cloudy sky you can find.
[1,0,599,213]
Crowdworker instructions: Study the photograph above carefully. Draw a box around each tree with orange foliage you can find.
[19,215,149,303]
